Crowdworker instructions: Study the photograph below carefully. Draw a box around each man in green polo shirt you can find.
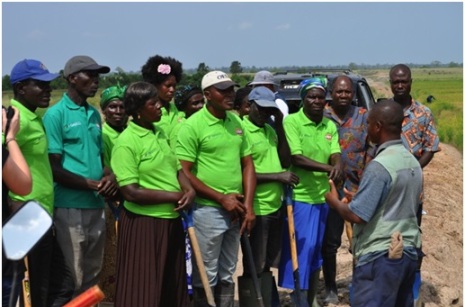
[240,86,299,304]
[43,55,118,297]
[6,59,73,306]
[176,71,256,307]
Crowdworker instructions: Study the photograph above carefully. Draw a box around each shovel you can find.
[180,210,216,307]
[284,185,305,307]
[240,231,265,307]
[22,256,31,307]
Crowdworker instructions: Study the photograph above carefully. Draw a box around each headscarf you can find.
[299,77,327,100]
[100,84,127,109]
[174,84,203,110]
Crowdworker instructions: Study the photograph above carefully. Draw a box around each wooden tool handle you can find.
[188,227,216,307]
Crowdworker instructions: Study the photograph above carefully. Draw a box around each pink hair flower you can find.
[157,64,171,75]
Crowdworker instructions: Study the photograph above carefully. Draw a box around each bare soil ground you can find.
[230,143,463,307]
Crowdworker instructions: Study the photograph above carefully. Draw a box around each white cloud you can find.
[238,21,253,30]
[81,32,104,38]
[276,23,291,31]
[27,29,46,40]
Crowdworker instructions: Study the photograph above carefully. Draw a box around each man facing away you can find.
[325,100,423,307]
[43,55,118,297]
[176,71,256,307]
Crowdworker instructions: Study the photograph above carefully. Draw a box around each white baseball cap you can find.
[201,71,238,91]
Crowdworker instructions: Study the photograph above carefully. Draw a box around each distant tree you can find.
[431,61,442,67]
[348,62,357,70]
[197,63,210,75]
[448,61,460,68]
[2,75,11,91]
[51,70,67,90]
[230,61,243,74]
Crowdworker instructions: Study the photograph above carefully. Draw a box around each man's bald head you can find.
[389,64,411,80]
[369,99,404,136]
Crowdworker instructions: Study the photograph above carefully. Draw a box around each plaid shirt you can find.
[401,99,441,159]
[324,105,372,193]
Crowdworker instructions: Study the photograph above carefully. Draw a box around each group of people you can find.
[2,55,440,307]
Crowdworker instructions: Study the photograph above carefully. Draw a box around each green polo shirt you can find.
[154,102,184,139]
[111,121,181,218]
[169,115,186,150]
[176,105,251,207]
[284,109,341,204]
[8,99,54,215]
[102,122,122,168]
[43,93,104,209]
[243,116,284,216]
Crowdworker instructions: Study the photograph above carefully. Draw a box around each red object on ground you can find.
[63,285,105,307]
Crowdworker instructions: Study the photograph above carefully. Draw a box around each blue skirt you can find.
[278,201,329,290]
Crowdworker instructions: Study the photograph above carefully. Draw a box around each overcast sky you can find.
[2,2,463,75]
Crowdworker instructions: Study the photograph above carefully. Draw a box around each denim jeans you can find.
[192,203,240,287]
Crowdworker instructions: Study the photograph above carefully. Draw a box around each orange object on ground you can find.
[63,285,105,307]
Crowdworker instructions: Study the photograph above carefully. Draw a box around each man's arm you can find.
[49,153,100,191]
[272,109,292,168]
[240,155,256,234]
[418,151,435,168]
[179,160,246,220]
[325,179,365,224]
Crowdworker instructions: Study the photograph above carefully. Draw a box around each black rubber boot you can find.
[215,281,235,307]
[193,286,215,307]
[322,255,338,305]
[307,269,321,307]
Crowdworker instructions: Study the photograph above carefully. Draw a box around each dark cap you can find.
[248,87,278,108]
[63,55,110,78]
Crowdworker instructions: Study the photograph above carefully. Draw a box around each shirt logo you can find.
[325,133,332,141]
[65,121,82,129]
[235,128,243,135]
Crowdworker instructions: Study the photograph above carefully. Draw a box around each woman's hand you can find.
[175,188,196,211]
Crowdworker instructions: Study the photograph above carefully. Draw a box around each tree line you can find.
[2,60,461,91]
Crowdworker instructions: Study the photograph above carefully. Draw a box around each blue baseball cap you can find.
[248,86,278,109]
[10,59,59,85]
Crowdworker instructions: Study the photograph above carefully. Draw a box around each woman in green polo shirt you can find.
[141,54,184,138]
[111,81,195,307]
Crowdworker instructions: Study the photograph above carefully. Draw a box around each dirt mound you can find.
[322,143,463,307]
[232,146,463,307]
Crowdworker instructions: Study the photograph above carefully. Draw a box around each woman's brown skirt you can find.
[114,208,190,307]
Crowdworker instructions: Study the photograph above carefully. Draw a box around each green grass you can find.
[409,68,462,151]
[2,89,103,118]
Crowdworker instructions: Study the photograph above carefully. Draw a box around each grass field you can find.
[410,68,463,151]
[364,67,463,151]
[2,67,463,151]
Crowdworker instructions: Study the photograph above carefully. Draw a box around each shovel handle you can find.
[285,186,302,306]
[22,256,31,307]
[181,210,216,307]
